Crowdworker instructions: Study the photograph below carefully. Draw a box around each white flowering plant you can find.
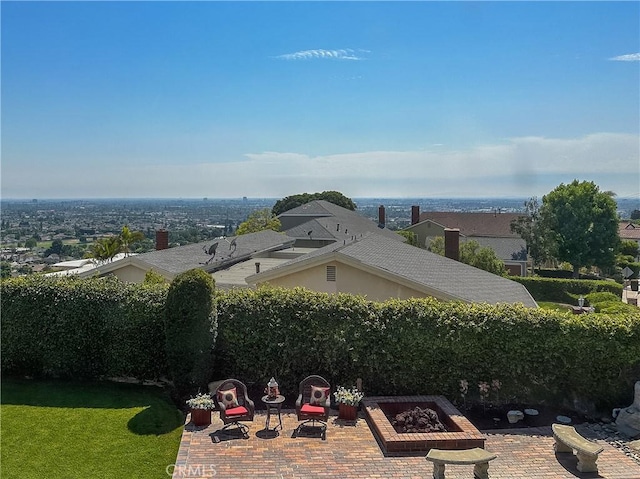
[186,392,216,410]
[333,386,364,407]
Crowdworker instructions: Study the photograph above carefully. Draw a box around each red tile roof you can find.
[418,212,523,237]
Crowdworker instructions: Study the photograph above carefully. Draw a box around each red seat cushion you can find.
[300,403,325,415]
[225,406,249,417]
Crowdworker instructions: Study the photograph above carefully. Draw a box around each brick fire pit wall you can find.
[363,395,486,455]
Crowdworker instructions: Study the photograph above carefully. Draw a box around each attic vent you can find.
[326,265,336,282]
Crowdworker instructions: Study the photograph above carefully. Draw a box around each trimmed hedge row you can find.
[215,287,640,411]
[165,269,217,395]
[511,277,622,304]
[2,278,638,411]
[1,276,169,380]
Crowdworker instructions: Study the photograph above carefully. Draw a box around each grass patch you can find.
[1,378,184,479]
[537,301,572,312]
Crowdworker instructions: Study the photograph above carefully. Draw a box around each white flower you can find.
[186,392,216,410]
[333,386,364,406]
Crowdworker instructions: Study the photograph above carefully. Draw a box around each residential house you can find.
[278,200,404,247]
[403,208,528,276]
[246,233,537,307]
[619,222,640,262]
[74,230,297,288]
[71,204,537,307]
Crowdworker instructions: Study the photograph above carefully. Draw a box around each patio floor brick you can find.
[172,410,640,479]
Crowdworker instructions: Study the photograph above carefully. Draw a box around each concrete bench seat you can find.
[426,447,497,479]
[552,423,604,473]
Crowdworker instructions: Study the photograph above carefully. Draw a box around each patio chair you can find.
[294,374,330,440]
[214,379,255,438]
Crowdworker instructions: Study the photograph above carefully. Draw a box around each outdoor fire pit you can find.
[363,395,485,455]
[391,405,448,433]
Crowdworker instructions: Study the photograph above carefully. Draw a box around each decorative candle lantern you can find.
[267,377,279,399]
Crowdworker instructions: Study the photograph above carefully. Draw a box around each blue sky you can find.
[2,1,639,199]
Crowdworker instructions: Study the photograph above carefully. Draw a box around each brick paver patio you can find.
[172,410,640,479]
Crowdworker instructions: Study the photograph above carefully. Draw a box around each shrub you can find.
[2,277,637,414]
[512,277,622,303]
[164,269,217,396]
[593,301,637,314]
[215,287,640,411]
[0,276,168,379]
[585,292,620,305]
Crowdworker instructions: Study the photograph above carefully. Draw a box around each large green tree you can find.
[510,196,552,269]
[540,180,619,278]
[272,191,356,216]
[45,239,64,257]
[236,209,281,235]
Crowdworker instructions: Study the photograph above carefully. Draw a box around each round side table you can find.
[262,395,285,431]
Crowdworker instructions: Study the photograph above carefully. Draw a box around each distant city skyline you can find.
[2,1,639,199]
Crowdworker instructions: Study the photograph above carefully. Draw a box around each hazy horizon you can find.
[2,2,638,199]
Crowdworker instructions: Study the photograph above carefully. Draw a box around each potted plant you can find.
[334,386,364,421]
[186,392,216,426]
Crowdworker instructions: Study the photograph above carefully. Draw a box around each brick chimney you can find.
[378,205,386,227]
[444,228,460,261]
[411,205,420,225]
[155,229,169,251]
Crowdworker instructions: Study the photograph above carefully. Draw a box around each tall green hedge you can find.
[511,277,622,303]
[216,287,640,411]
[1,276,168,380]
[2,277,638,412]
[164,269,217,395]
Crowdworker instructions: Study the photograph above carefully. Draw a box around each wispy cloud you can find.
[5,134,638,199]
[609,53,640,62]
[276,49,368,61]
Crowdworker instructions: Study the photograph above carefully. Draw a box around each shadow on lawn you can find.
[127,403,184,435]
[2,377,184,435]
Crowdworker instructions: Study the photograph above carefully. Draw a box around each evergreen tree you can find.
[540,180,619,277]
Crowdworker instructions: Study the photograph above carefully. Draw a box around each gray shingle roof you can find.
[279,200,404,242]
[463,237,527,262]
[132,230,294,275]
[253,234,537,307]
[284,219,339,241]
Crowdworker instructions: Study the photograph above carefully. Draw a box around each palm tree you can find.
[88,236,121,264]
[119,225,145,256]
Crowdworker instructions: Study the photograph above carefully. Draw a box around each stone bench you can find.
[425,447,497,479]
[552,423,604,473]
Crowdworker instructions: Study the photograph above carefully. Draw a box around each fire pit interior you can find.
[389,404,448,433]
[363,395,485,455]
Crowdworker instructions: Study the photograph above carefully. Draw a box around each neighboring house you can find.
[278,200,404,247]
[65,206,537,307]
[46,253,131,277]
[74,230,297,287]
[619,222,640,261]
[404,209,527,276]
[246,233,537,307]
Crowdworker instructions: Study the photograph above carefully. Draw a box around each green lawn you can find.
[1,378,184,479]
[537,301,572,312]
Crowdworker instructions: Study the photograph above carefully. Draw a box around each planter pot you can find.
[338,403,358,421]
[191,408,212,426]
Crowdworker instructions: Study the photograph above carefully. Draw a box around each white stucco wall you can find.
[257,261,438,302]
[107,264,153,283]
